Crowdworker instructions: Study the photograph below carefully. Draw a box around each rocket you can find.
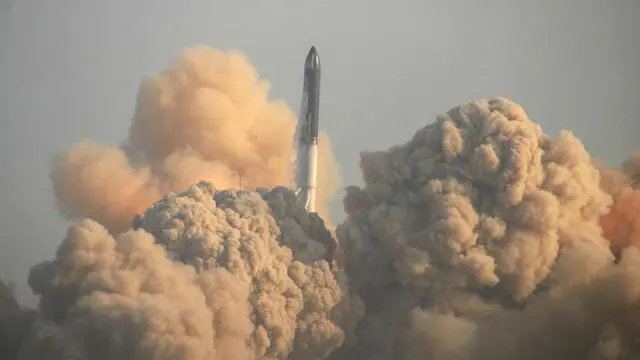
[295,46,321,213]
[294,47,339,267]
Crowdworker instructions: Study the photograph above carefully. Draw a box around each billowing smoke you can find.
[15,184,362,360]
[50,47,341,234]
[0,279,35,360]
[598,155,640,254]
[335,98,640,360]
[6,45,640,359]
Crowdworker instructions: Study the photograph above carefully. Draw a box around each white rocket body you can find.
[297,138,318,212]
[294,46,321,213]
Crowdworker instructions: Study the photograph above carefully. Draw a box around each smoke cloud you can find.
[598,155,640,255]
[0,279,35,360]
[11,184,361,360]
[335,98,640,360]
[50,47,341,234]
[5,47,640,360]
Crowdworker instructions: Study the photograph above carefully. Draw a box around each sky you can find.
[0,0,638,304]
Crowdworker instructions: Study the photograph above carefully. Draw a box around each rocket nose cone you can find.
[305,46,320,70]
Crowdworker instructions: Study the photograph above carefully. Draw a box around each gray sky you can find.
[0,0,638,304]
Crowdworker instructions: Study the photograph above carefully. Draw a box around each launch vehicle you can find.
[295,46,321,213]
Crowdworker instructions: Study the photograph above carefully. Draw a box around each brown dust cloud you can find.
[2,46,640,360]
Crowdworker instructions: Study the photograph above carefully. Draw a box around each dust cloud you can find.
[50,47,341,233]
[336,98,639,360]
[12,184,361,360]
[599,155,640,255]
[3,47,640,360]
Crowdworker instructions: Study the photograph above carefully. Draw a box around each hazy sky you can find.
[0,0,638,303]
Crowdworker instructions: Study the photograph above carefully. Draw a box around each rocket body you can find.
[296,46,321,213]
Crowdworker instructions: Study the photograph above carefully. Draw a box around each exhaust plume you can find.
[6,44,640,359]
[335,98,640,360]
[15,183,362,360]
[599,154,640,254]
[50,46,341,234]
[0,279,35,360]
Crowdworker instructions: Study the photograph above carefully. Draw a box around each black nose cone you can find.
[305,46,320,70]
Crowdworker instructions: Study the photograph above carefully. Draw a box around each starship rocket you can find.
[295,46,321,213]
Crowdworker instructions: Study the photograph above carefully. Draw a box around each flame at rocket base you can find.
[295,46,321,213]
